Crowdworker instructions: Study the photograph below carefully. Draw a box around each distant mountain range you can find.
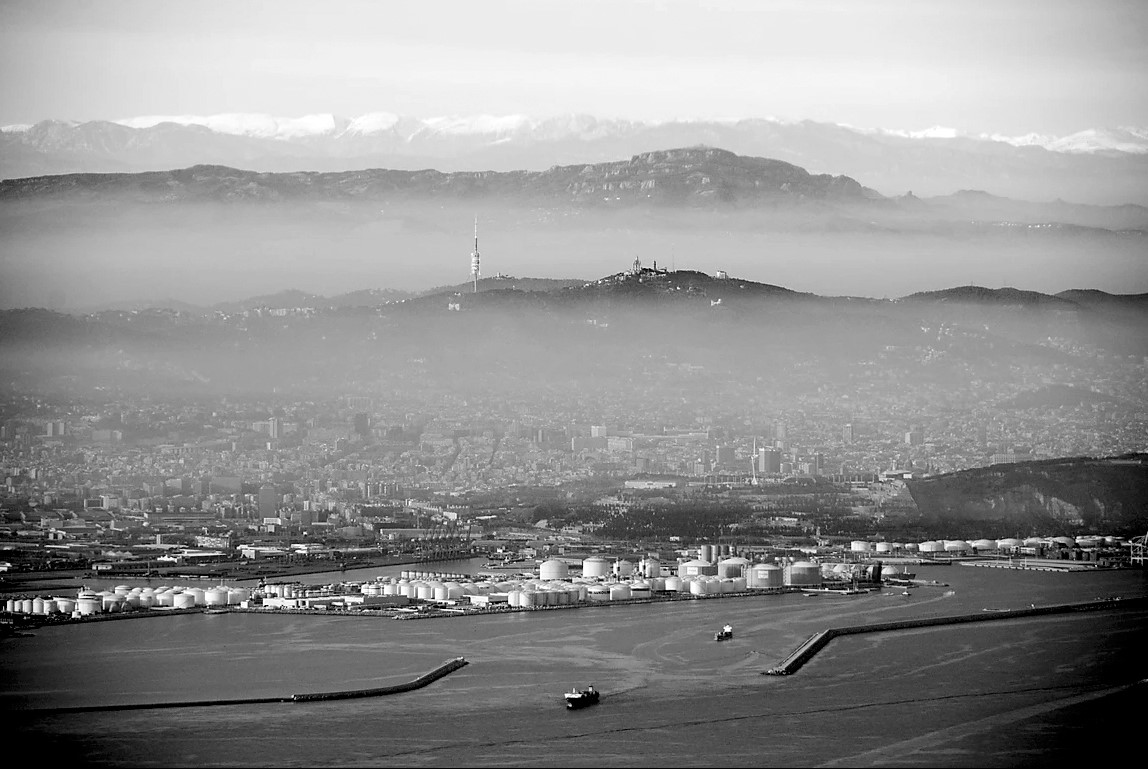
[4,148,1146,234]
[3,114,1147,206]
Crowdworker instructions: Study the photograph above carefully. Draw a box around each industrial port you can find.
[3,534,1131,625]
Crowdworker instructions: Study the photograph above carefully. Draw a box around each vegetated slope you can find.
[905,456,1148,537]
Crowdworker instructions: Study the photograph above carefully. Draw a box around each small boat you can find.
[714,624,733,641]
[564,684,600,709]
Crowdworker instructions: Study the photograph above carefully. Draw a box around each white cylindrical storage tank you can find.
[539,559,569,581]
[228,588,249,605]
[520,590,538,608]
[32,597,46,614]
[903,542,919,552]
[640,558,661,578]
[56,598,75,614]
[629,582,651,599]
[919,541,944,553]
[42,598,59,614]
[124,593,141,608]
[880,565,903,579]
[875,542,894,553]
[185,588,206,606]
[944,540,971,553]
[664,576,683,592]
[688,579,707,596]
[416,584,435,601]
[137,594,156,608]
[850,540,872,553]
[719,578,737,594]
[613,560,635,578]
[609,584,632,601]
[5,599,15,613]
[76,598,100,615]
[972,539,997,552]
[205,588,228,607]
[699,544,714,563]
[581,557,611,579]
[173,593,196,609]
[717,557,750,579]
[785,561,822,587]
[114,585,132,597]
[587,585,610,601]
[746,563,783,589]
[677,559,717,578]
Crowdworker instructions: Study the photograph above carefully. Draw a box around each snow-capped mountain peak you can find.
[113,113,347,140]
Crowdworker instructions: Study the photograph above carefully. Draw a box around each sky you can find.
[1,0,1146,136]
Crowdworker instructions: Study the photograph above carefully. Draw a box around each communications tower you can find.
[470,217,480,293]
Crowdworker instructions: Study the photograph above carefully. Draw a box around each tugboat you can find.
[714,624,733,641]
[564,684,600,709]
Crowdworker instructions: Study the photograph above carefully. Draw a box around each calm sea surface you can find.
[3,563,1146,767]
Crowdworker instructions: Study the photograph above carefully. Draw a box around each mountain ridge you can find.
[3,148,1145,235]
[35,275,1148,317]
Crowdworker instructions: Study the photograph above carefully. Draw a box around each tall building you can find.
[761,448,782,474]
[353,413,371,437]
[842,423,854,444]
[268,417,280,440]
[258,484,278,519]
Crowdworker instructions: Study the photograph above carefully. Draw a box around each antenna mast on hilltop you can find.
[470,216,481,293]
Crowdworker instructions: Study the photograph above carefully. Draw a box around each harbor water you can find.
[3,564,1147,767]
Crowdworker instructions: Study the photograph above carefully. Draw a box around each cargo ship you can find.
[564,684,599,709]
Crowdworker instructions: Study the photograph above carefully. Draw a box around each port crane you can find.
[1130,531,1148,567]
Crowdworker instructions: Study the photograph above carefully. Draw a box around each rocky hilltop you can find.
[906,456,1148,537]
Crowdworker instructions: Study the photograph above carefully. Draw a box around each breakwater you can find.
[292,657,468,701]
[763,596,1143,676]
[15,657,469,715]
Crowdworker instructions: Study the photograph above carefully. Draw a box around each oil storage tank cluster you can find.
[5,584,251,617]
